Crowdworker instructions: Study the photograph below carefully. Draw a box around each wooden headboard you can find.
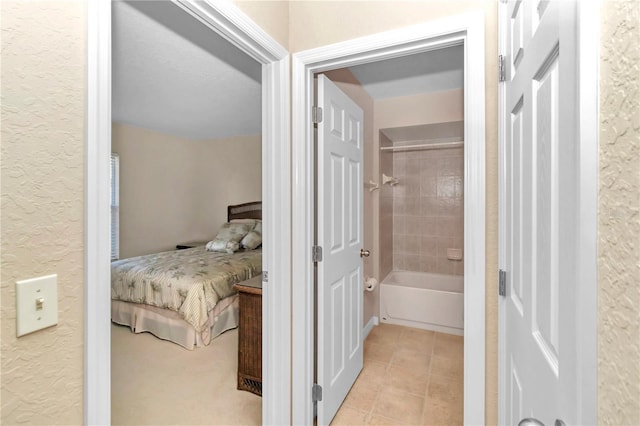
[228,201,262,221]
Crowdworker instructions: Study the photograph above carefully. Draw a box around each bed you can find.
[111,201,262,350]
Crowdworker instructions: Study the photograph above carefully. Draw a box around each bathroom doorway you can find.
[292,13,486,425]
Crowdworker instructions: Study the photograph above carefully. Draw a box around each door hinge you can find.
[312,245,323,263]
[498,54,506,82]
[262,270,268,283]
[312,383,323,402]
[499,269,507,296]
[312,106,323,124]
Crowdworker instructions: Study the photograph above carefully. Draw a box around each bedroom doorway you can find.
[292,12,486,425]
[86,1,290,424]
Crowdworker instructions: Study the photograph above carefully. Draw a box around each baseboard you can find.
[363,316,379,340]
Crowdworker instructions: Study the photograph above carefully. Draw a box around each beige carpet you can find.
[111,323,261,425]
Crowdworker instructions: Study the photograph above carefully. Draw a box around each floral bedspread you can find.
[111,246,261,332]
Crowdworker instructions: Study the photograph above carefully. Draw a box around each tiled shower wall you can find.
[389,146,464,275]
[379,135,394,279]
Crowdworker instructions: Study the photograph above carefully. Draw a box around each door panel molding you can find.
[86,1,290,424]
[497,1,598,424]
[292,11,486,425]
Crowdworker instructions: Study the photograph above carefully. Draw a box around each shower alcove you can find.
[377,120,465,335]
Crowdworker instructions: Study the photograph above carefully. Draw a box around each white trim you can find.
[363,316,379,340]
[85,1,290,424]
[497,2,599,424]
[292,12,486,425]
[497,1,508,424]
[379,140,464,152]
[85,0,112,424]
[575,2,598,423]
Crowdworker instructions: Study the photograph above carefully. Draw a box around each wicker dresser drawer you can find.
[234,275,262,396]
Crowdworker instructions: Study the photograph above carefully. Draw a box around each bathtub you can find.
[380,270,464,335]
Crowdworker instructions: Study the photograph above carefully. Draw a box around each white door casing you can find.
[86,1,290,424]
[316,75,365,426]
[499,1,597,425]
[292,12,486,425]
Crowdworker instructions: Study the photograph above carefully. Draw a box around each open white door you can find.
[501,1,593,425]
[316,74,364,426]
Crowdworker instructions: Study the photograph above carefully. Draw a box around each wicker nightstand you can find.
[234,275,262,396]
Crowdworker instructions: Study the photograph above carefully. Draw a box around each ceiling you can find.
[111,3,463,140]
[112,1,261,141]
[348,44,464,100]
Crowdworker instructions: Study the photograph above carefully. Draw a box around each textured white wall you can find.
[232,0,289,49]
[1,2,638,424]
[598,1,640,424]
[1,1,85,424]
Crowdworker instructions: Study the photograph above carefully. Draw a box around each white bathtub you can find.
[380,270,464,335]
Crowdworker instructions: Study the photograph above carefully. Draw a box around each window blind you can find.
[110,153,120,261]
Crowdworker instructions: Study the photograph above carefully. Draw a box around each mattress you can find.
[111,246,261,347]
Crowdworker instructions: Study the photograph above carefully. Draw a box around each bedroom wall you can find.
[289,1,500,421]
[321,68,376,327]
[1,1,85,423]
[112,123,262,259]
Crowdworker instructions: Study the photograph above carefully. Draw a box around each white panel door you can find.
[316,74,364,426]
[503,1,580,425]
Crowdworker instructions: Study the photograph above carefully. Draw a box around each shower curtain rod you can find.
[380,140,464,152]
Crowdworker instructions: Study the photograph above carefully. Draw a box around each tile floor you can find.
[332,324,463,425]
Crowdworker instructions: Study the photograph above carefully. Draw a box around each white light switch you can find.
[16,274,58,337]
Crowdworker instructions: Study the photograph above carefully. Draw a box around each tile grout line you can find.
[421,332,437,425]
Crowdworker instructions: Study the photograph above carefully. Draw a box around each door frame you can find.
[497,1,599,424]
[86,1,290,424]
[292,12,486,424]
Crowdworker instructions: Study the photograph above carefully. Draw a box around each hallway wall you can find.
[597,1,640,424]
[1,2,86,423]
[1,1,638,424]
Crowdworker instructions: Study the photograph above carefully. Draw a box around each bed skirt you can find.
[111,295,239,350]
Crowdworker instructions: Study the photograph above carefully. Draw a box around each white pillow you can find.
[241,221,262,250]
[206,222,253,253]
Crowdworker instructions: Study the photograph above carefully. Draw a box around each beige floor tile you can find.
[433,332,463,359]
[364,341,395,364]
[391,347,431,374]
[427,373,463,404]
[367,414,402,425]
[422,398,463,425]
[372,387,424,424]
[430,354,463,381]
[397,328,435,354]
[383,365,429,396]
[330,407,370,426]
[358,360,389,385]
[343,376,382,412]
[366,324,403,346]
[335,325,465,426]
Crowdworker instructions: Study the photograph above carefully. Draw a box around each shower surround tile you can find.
[391,147,464,276]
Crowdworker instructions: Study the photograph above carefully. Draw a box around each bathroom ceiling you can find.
[348,44,464,100]
[112,1,261,141]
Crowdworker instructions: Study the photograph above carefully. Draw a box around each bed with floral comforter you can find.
[111,246,261,347]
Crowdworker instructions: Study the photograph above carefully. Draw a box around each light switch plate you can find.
[16,274,58,337]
